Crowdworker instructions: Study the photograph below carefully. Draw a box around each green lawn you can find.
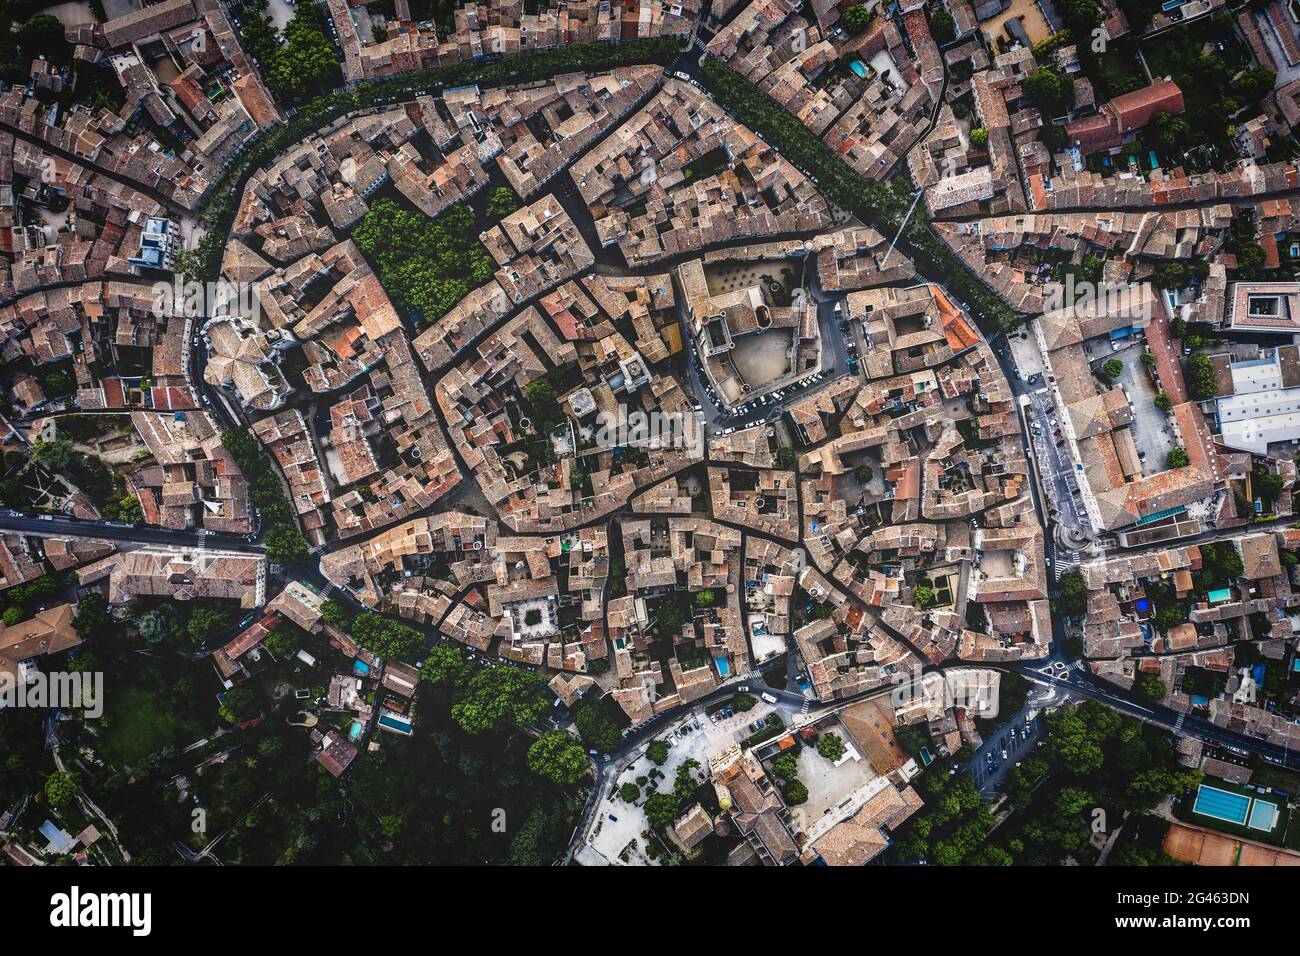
[93,652,219,771]
[96,684,206,770]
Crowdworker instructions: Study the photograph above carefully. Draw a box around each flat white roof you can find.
[1219,406,1300,455]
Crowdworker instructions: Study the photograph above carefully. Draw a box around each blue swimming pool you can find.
[1193,784,1251,825]
[1248,799,1279,832]
[715,657,730,677]
[378,713,412,735]
[849,60,867,78]
[353,659,370,676]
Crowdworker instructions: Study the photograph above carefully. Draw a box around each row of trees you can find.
[220,429,310,565]
[186,39,680,285]
[697,59,1020,332]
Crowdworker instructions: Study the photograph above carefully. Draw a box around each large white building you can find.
[1216,345,1300,454]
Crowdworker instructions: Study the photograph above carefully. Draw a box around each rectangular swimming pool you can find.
[378,713,413,735]
[1247,799,1279,832]
[1193,784,1251,825]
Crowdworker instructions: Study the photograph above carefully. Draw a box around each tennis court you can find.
[1193,784,1251,825]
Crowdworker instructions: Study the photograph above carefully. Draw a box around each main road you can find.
[0,508,264,554]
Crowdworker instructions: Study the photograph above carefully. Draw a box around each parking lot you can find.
[1115,349,1178,475]
[970,713,1044,794]
[581,700,781,864]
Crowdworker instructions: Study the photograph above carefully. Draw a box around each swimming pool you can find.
[715,657,730,677]
[849,60,867,78]
[378,713,413,735]
[348,720,363,740]
[1248,798,1279,832]
[1193,784,1251,825]
[353,659,370,676]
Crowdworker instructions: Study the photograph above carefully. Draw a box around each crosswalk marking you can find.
[1053,555,1080,581]
[1173,711,1186,734]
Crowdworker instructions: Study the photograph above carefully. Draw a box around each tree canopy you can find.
[527,731,590,786]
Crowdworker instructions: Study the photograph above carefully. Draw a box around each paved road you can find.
[0,509,264,554]
[1015,660,1300,772]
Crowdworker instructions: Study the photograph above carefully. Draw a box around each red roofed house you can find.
[1065,79,1185,155]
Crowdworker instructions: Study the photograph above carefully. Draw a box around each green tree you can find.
[1022,68,1071,116]
[1166,447,1189,468]
[265,523,310,565]
[573,701,622,752]
[73,590,110,641]
[32,438,73,470]
[1152,261,1189,290]
[186,605,230,646]
[352,612,423,660]
[734,693,756,712]
[928,8,956,41]
[44,771,78,809]
[914,584,935,608]
[1150,112,1190,152]
[644,792,679,828]
[772,752,800,781]
[452,666,549,734]
[265,12,338,98]
[320,599,351,630]
[842,4,873,32]
[619,782,641,803]
[527,731,590,786]
[106,494,143,523]
[970,126,989,148]
[1234,66,1276,104]
[1057,568,1087,616]
[422,645,475,688]
[1153,391,1173,412]
[1040,122,1069,150]
[218,684,261,724]
[486,186,519,218]
[1102,358,1123,378]
[137,606,177,645]
[1186,352,1217,400]
[783,780,809,805]
[1,607,23,626]
[646,739,669,765]
[1136,673,1167,702]
[817,732,846,761]
[239,13,279,65]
